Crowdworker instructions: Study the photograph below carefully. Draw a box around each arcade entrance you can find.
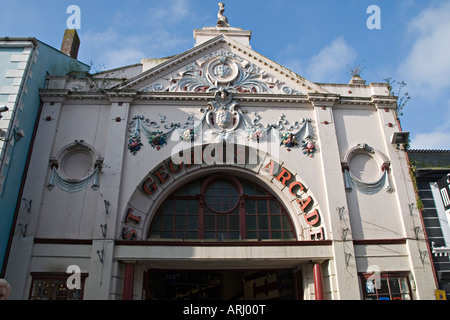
[143,269,303,300]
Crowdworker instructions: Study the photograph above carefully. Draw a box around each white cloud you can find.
[281,36,357,82]
[78,0,194,70]
[397,2,450,96]
[410,131,450,150]
[306,36,357,82]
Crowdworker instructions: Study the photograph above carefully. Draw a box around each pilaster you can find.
[309,95,360,299]
[84,94,135,299]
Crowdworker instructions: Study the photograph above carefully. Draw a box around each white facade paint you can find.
[5,25,437,300]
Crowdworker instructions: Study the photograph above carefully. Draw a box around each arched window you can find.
[148,174,296,241]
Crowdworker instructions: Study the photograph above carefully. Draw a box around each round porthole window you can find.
[204,179,239,214]
[61,150,95,180]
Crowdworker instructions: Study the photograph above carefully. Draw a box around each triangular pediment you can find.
[116,35,328,95]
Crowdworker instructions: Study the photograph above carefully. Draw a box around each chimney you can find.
[60,29,80,59]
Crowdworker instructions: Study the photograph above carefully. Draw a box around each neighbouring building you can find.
[408,149,450,299]
[0,33,90,276]
[4,5,438,300]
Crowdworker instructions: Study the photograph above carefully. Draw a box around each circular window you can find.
[204,179,239,213]
[61,150,95,180]
[348,153,380,182]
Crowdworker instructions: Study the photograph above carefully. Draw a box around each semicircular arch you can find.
[119,145,326,242]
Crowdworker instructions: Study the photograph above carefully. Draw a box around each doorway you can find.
[142,269,302,300]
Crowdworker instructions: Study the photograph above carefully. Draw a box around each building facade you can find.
[0,36,89,276]
[408,149,450,299]
[4,18,437,300]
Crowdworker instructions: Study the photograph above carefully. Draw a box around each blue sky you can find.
[2,0,450,150]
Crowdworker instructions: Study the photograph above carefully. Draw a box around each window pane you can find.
[162,216,173,230]
[259,231,269,240]
[258,215,269,230]
[389,278,401,294]
[175,200,186,215]
[188,216,198,231]
[217,215,227,230]
[229,215,239,230]
[188,181,201,195]
[246,200,256,214]
[378,279,389,294]
[175,216,186,230]
[229,231,240,240]
[257,200,268,214]
[188,200,198,215]
[247,231,257,239]
[282,216,291,230]
[271,216,281,229]
[246,215,256,231]
[205,215,215,230]
[187,232,198,239]
[161,200,174,215]
[272,231,282,239]
[284,231,294,239]
[204,232,215,239]
[269,201,281,214]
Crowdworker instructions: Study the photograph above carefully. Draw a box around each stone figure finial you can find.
[217,3,230,27]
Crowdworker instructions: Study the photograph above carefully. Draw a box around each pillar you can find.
[313,263,325,300]
[122,262,135,300]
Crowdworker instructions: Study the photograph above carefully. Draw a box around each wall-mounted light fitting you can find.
[391,131,410,145]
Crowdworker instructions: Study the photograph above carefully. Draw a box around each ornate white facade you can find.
[5,13,437,300]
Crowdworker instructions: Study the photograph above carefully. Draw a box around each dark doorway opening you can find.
[143,269,302,300]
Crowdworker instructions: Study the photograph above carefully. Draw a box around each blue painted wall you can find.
[0,39,90,274]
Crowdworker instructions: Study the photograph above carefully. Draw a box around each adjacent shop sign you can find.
[437,174,450,211]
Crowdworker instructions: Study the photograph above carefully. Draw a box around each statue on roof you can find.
[217,3,230,27]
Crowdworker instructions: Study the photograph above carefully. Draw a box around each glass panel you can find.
[378,279,389,294]
[272,231,282,239]
[271,216,281,229]
[282,216,291,230]
[257,200,268,214]
[204,232,215,239]
[205,215,215,230]
[188,200,198,215]
[188,216,198,231]
[284,231,294,239]
[229,215,239,230]
[152,216,162,229]
[246,215,257,231]
[389,278,401,294]
[161,200,174,215]
[187,232,198,239]
[242,181,255,195]
[217,215,227,230]
[188,181,201,195]
[247,231,257,239]
[246,200,256,214]
[258,215,269,230]
[174,231,185,239]
[175,216,186,230]
[400,278,409,293]
[161,231,172,238]
[175,200,186,215]
[162,216,173,230]
[259,231,269,240]
[269,201,281,214]
[205,180,239,213]
[229,231,240,240]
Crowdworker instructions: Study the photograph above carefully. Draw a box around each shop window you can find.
[359,273,413,300]
[148,174,296,241]
[29,273,86,300]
